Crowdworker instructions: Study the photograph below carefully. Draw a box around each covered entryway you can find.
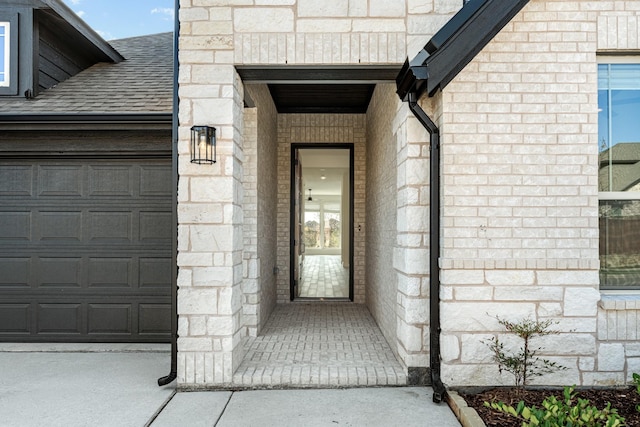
[0,133,172,343]
[230,67,423,387]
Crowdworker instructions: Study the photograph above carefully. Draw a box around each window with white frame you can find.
[598,61,640,290]
[0,22,9,87]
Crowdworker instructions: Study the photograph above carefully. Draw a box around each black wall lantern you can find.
[190,125,216,164]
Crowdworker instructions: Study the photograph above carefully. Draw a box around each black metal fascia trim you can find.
[395,59,429,102]
[157,0,179,388]
[0,113,172,125]
[424,0,487,54]
[407,92,446,404]
[237,65,401,83]
[425,0,530,96]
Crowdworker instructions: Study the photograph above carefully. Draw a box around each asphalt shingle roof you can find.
[0,32,173,115]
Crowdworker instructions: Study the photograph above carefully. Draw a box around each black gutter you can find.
[0,113,171,125]
[407,92,446,404]
[157,0,179,387]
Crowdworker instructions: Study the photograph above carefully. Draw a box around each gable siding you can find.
[37,15,97,92]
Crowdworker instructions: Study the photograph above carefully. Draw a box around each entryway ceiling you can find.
[268,84,374,113]
[237,66,400,114]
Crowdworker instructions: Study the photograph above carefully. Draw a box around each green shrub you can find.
[484,316,566,388]
[484,385,625,427]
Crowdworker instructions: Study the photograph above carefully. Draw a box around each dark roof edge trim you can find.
[396,0,530,100]
[237,65,401,83]
[0,113,172,125]
[41,0,124,63]
[425,0,530,96]
[424,0,487,55]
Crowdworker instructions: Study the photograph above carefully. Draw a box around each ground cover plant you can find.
[461,386,640,427]
[458,316,640,426]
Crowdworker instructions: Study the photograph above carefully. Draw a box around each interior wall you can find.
[276,114,367,303]
[365,83,401,361]
[243,84,279,336]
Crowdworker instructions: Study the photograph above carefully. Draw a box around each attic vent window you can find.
[0,22,9,87]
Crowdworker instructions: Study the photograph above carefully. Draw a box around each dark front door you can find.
[0,155,172,342]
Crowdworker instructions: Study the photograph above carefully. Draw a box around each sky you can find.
[62,0,175,41]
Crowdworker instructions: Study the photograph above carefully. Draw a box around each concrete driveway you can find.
[0,344,174,427]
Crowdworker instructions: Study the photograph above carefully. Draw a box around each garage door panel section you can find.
[139,303,171,336]
[0,157,171,342]
[0,211,31,240]
[140,211,172,241]
[37,303,83,334]
[0,165,33,195]
[38,257,82,288]
[89,211,133,242]
[88,304,132,336]
[140,257,172,289]
[39,211,83,241]
[88,258,132,288]
[38,165,83,197]
[0,304,31,334]
[89,165,134,197]
[140,165,172,196]
[0,258,31,287]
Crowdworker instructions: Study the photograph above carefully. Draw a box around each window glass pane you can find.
[599,63,640,289]
[304,211,320,249]
[609,64,640,90]
[598,89,610,190]
[323,211,341,249]
[598,64,640,192]
[0,23,7,86]
[600,200,640,288]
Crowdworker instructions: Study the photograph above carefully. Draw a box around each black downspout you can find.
[407,92,446,404]
[158,0,180,387]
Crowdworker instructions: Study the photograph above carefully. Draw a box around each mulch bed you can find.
[460,386,640,426]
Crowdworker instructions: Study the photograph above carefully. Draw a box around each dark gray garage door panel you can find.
[0,158,172,342]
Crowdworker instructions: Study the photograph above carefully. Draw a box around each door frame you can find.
[289,143,354,301]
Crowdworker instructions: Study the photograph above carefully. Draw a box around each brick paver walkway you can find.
[232,303,407,387]
[299,255,349,298]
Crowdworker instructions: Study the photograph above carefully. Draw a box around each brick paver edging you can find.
[447,391,487,427]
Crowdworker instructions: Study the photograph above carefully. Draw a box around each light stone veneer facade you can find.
[177,0,640,387]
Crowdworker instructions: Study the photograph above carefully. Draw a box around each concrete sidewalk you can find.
[152,387,461,427]
[0,347,461,426]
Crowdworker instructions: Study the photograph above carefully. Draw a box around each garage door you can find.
[0,155,172,342]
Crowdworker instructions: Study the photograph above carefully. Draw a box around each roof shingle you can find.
[0,32,173,115]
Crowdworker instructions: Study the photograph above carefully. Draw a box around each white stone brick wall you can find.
[365,83,401,363]
[437,0,640,387]
[242,105,259,336]
[177,17,246,384]
[276,114,367,303]
[250,85,279,332]
[231,0,463,64]
[595,297,640,385]
[240,85,278,338]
